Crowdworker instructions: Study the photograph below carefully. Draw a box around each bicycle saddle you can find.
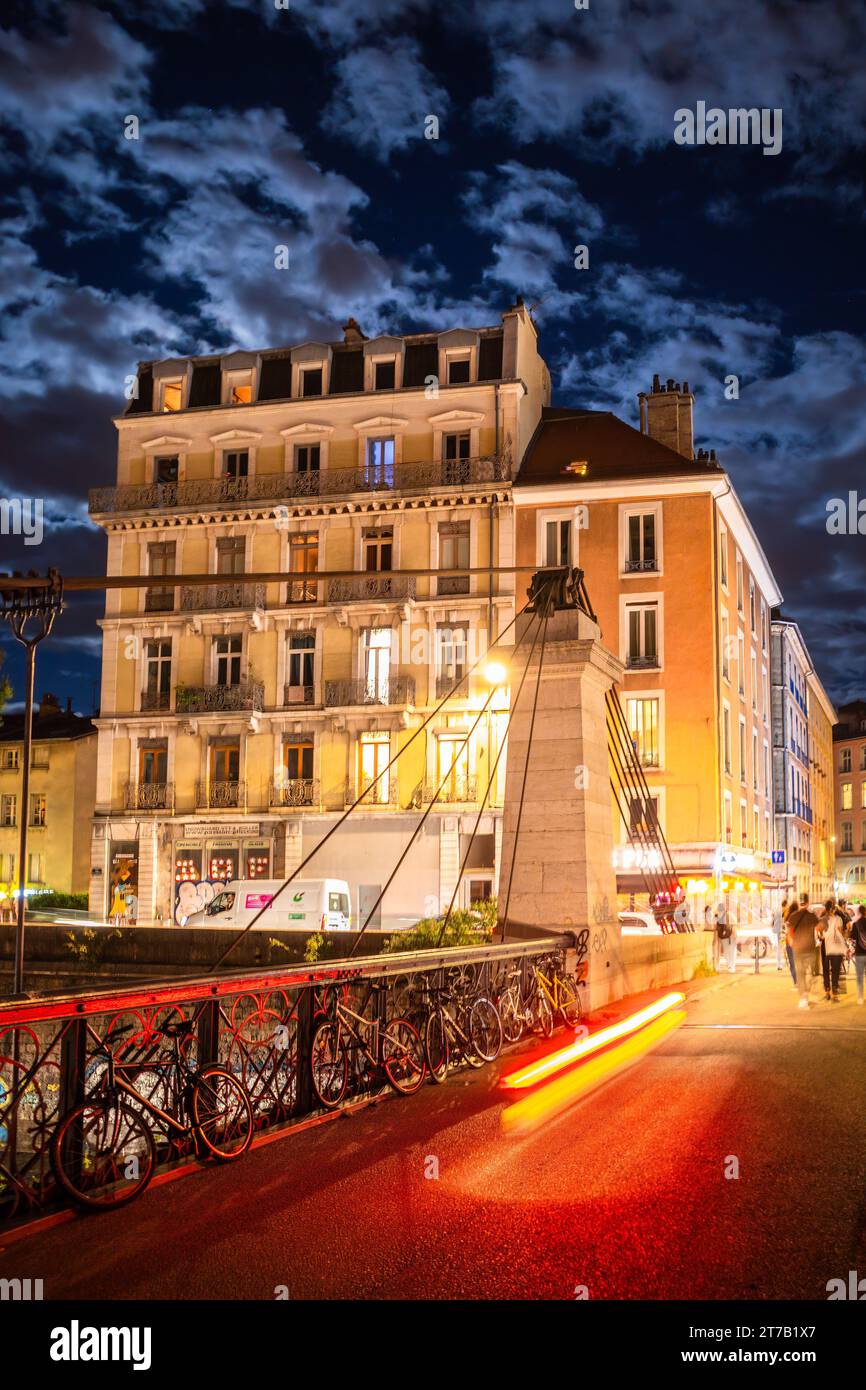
[156,1018,195,1038]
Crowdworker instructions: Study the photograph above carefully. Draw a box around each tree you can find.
[0,650,11,712]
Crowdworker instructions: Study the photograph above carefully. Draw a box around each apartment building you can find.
[513,378,783,926]
[0,695,97,917]
[87,303,550,926]
[770,618,837,901]
[832,700,866,903]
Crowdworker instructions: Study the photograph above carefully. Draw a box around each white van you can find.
[182,879,351,932]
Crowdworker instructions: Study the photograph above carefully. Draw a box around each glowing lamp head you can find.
[483,659,508,687]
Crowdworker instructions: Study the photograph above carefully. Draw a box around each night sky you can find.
[1,0,864,714]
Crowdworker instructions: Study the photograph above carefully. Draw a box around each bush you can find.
[383,898,497,953]
[29,892,89,912]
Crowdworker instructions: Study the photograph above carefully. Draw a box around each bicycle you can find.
[416,978,503,1083]
[534,953,584,1029]
[51,1019,254,1210]
[310,982,426,1108]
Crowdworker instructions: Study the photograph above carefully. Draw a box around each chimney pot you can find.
[640,371,695,459]
[652,373,661,392]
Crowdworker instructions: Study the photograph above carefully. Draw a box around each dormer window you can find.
[447,356,471,385]
[301,367,323,398]
[160,380,183,413]
[226,373,253,405]
[374,360,396,390]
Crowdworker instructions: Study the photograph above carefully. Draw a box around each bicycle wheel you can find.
[424,1009,449,1084]
[499,986,524,1044]
[192,1066,253,1160]
[310,1022,348,1109]
[558,976,583,1027]
[382,1018,426,1095]
[469,997,503,1062]
[51,1100,155,1210]
[531,991,555,1038]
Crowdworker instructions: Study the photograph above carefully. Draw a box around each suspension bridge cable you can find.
[497,590,554,943]
[434,600,547,947]
[346,670,522,958]
[210,600,533,969]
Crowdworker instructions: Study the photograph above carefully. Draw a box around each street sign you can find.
[771,850,786,864]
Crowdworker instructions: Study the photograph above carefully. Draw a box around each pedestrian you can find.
[822,904,848,1002]
[772,899,786,972]
[816,900,832,1000]
[714,901,736,973]
[783,896,797,988]
[786,893,820,1009]
[850,905,866,1006]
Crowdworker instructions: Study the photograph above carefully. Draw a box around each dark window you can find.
[477,333,504,381]
[155,455,179,484]
[223,450,248,478]
[128,366,153,414]
[285,740,314,780]
[188,362,221,407]
[375,360,396,390]
[217,537,245,574]
[295,444,320,473]
[258,354,293,401]
[403,341,439,388]
[215,636,242,687]
[301,368,323,397]
[448,357,470,384]
[329,348,364,394]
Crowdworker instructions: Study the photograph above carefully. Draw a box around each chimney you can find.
[66,696,73,714]
[342,317,366,345]
[38,692,61,718]
[637,375,695,459]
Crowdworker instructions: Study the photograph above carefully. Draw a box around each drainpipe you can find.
[489,384,499,646]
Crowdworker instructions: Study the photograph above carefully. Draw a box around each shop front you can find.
[172,821,274,924]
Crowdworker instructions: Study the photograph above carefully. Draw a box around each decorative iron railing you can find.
[324,676,415,708]
[140,689,171,712]
[269,778,318,808]
[283,683,317,707]
[180,582,265,612]
[124,781,174,812]
[0,934,570,1229]
[195,780,245,809]
[176,681,264,714]
[88,455,511,515]
[143,588,175,613]
[435,672,467,699]
[436,576,470,596]
[351,778,399,807]
[326,575,417,604]
[421,778,478,805]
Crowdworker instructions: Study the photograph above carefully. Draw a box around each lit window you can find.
[161,380,183,412]
[625,604,658,669]
[626,697,660,768]
[841,781,853,810]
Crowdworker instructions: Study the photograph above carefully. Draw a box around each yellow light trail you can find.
[500,991,685,1089]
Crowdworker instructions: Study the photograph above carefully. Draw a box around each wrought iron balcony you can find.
[180,582,265,612]
[623,557,659,573]
[125,781,174,811]
[349,778,398,808]
[435,672,467,699]
[196,780,245,809]
[326,575,416,604]
[325,676,415,708]
[141,689,171,712]
[625,653,659,670]
[88,456,511,515]
[436,576,470,597]
[269,777,318,808]
[144,588,176,613]
[421,778,477,805]
[176,681,264,714]
[283,683,317,707]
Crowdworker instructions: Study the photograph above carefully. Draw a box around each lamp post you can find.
[0,569,64,993]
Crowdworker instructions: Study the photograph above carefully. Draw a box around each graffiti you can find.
[592,927,608,953]
[591,896,610,926]
[174,879,226,925]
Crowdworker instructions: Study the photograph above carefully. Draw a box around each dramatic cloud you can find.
[321,39,450,161]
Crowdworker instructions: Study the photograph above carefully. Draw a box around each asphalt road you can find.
[3,966,865,1301]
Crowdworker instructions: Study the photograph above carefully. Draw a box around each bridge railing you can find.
[0,933,574,1230]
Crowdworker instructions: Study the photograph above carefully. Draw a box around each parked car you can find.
[182,878,351,932]
[733,918,776,958]
[619,910,664,936]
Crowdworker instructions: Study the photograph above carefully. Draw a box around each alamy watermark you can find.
[0,497,43,546]
[674,102,783,156]
[826,493,866,534]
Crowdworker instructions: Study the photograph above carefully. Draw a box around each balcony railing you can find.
[421,778,477,805]
[436,576,470,596]
[196,780,245,809]
[124,781,174,812]
[623,558,659,573]
[350,778,398,807]
[326,575,416,604]
[144,588,176,613]
[88,455,511,515]
[176,681,264,714]
[141,689,171,712]
[625,653,659,670]
[325,676,415,708]
[269,778,318,808]
[283,683,317,707]
[180,582,265,612]
[436,672,467,699]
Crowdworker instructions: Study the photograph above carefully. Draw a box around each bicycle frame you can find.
[95,1040,195,1138]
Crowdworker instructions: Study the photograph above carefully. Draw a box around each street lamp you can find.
[482,658,508,687]
[0,569,64,993]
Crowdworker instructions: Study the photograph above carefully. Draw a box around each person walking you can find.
[714,901,736,973]
[772,899,786,971]
[783,896,797,988]
[786,892,820,1009]
[816,900,832,1000]
[850,905,866,1006]
[822,903,848,1002]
